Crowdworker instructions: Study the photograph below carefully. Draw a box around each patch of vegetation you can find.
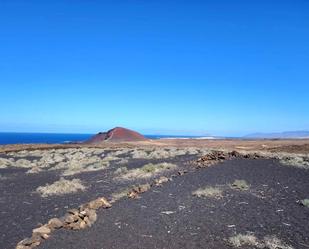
[300,199,309,208]
[192,186,223,198]
[279,156,309,170]
[36,177,86,197]
[263,235,294,249]
[141,163,173,173]
[228,233,259,247]
[116,158,129,164]
[230,179,250,191]
[228,234,293,249]
[114,166,128,175]
[114,162,177,180]
[130,147,201,159]
[110,188,130,202]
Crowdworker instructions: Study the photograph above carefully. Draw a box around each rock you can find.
[79,210,87,217]
[178,170,187,176]
[18,238,33,246]
[138,184,151,193]
[16,243,32,249]
[32,232,45,242]
[64,214,76,224]
[154,176,169,186]
[128,191,139,199]
[68,208,79,215]
[67,221,82,230]
[87,209,97,224]
[32,225,51,235]
[16,234,42,249]
[79,220,87,229]
[128,184,151,199]
[40,233,49,240]
[228,150,242,157]
[86,197,112,210]
[83,216,91,226]
[48,218,63,229]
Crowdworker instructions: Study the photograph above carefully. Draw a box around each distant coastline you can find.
[0,132,214,145]
[0,132,94,145]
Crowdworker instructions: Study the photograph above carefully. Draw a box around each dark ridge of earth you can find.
[85,127,147,143]
[41,159,309,249]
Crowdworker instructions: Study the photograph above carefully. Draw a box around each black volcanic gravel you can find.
[0,155,192,249]
[39,159,309,249]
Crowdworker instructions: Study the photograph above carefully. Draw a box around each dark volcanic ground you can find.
[0,154,194,249]
[39,159,309,249]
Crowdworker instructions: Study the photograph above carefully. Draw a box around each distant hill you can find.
[244,131,309,139]
[85,127,148,143]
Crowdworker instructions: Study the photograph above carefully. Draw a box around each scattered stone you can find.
[195,150,263,168]
[154,176,170,186]
[64,214,76,224]
[128,190,139,199]
[16,244,31,249]
[87,209,97,224]
[79,220,87,229]
[83,197,112,210]
[68,208,79,215]
[178,170,187,176]
[47,218,63,229]
[161,211,175,215]
[139,184,151,193]
[127,184,151,199]
[32,225,51,235]
[17,237,40,247]
[40,233,50,240]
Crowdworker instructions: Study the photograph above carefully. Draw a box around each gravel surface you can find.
[40,159,309,249]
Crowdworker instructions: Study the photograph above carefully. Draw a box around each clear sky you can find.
[0,0,308,136]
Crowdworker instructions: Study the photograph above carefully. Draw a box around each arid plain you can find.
[1,139,309,249]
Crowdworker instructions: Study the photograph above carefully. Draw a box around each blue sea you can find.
[0,132,207,145]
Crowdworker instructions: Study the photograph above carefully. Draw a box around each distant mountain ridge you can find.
[244,131,309,139]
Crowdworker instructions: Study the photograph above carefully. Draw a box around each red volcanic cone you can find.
[86,127,147,143]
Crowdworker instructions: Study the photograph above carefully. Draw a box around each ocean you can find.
[0,132,208,145]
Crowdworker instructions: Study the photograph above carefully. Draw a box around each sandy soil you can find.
[1,138,309,153]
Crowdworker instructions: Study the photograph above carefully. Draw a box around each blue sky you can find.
[0,0,308,136]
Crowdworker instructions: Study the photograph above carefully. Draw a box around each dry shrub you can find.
[192,186,223,198]
[230,179,250,191]
[279,156,309,169]
[114,162,177,180]
[263,236,293,249]
[114,166,128,175]
[300,199,309,208]
[241,150,309,169]
[36,177,86,197]
[0,157,14,169]
[130,147,201,159]
[228,233,293,249]
[110,188,130,202]
[228,233,259,247]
